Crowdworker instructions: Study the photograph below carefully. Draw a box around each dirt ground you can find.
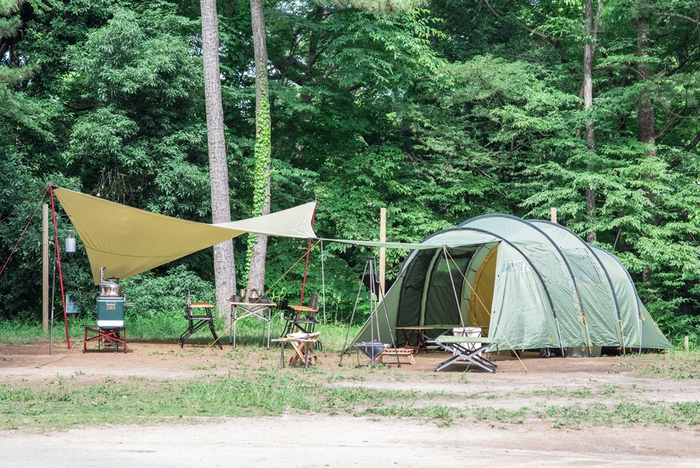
[1,339,700,467]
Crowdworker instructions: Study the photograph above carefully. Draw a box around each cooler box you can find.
[97,296,125,327]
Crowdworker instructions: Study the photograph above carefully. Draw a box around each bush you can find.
[121,265,215,318]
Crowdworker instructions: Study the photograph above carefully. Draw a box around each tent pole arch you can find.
[586,245,625,351]
[529,220,626,350]
[589,244,644,354]
[441,226,566,357]
[461,215,592,351]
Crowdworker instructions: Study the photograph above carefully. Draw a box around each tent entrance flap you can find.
[423,248,475,326]
[468,245,498,334]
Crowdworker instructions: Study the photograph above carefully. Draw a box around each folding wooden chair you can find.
[286,331,320,367]
[179,290,222,349]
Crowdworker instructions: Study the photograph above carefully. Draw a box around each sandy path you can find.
[2,415,699,467]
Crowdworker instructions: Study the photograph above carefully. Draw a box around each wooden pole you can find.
[42,203,49,332]
[379,207,386,296]
[550,207,557,224]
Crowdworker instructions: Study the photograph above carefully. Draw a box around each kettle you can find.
[99,279,122,297]
[248,289,259,302]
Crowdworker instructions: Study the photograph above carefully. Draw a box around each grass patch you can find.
[357,404,461,426]
[0,372,436,430]
[532,400,700,429]
[5,368,697,432]
[0,316,361,353]
[472,406,527,424]
[617,356,700,379]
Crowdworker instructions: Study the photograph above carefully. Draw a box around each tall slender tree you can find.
[200,0,236,315]
[583,0,600,242]
[246,0,272,296]
[636,9,656,283]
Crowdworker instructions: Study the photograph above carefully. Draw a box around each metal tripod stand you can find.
[339,257,399,367]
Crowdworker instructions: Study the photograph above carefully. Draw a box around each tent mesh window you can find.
[396,249,436,328]
[424,248,474,327]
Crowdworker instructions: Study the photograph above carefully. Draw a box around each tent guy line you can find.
[444,246,529,372]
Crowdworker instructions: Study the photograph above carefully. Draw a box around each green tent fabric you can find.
[350,215,673,353]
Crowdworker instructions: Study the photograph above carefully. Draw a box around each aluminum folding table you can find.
[427,336,498,373]
[229,301,276,348]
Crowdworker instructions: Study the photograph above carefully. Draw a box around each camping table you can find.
[271,337,317,369]
[427,336,498,373]
[396,325,458,353]
[229,301,276,348]
[82,324,128,353]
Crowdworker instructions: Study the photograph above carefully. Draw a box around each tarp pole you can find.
[42,204,49,333]
[49,186,70,349]
[299,203,317,306]
[49,251,57,355]
[379,207,386,294]
[320,240,327,357]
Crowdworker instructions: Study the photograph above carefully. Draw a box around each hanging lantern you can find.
[66,229,76,253]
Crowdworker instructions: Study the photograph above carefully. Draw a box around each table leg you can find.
[279,342,285,368]
[232,309,237,348]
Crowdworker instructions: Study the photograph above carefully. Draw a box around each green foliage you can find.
[121,265,215,318]
[2,0,700,338]
[245,84,272,278]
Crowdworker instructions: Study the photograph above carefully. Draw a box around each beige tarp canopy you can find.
[53,187,317,284]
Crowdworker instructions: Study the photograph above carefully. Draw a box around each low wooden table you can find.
[271,336,317,369]
[380,348,415,365]
[395,325,460,352]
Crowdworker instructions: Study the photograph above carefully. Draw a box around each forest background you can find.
[1,0,700,346]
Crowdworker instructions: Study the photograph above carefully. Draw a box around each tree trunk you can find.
[637,13,655,284]
[584,0,597,243]
[200,0,236,317]
[637,15,656,156]
[246,0,272,295]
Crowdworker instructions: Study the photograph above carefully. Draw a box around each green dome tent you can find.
[349,215,672,355]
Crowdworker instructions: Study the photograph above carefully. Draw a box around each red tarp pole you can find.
[49,186,70,349]
[299,202,317,306]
